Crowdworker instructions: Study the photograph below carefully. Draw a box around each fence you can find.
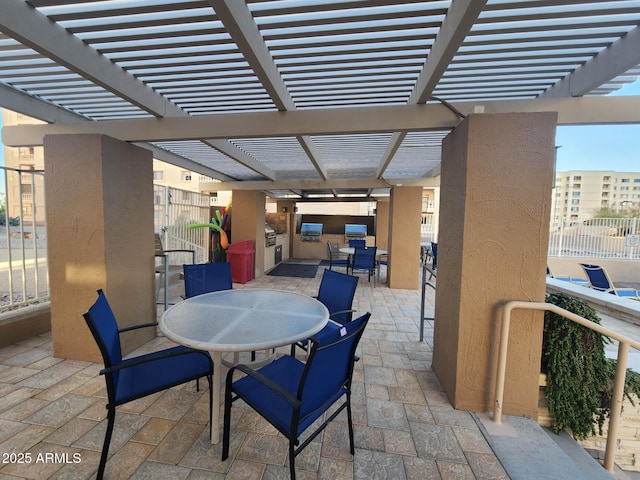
[549,217,640,259]
[0,166,48,311]
[0,170,211,311]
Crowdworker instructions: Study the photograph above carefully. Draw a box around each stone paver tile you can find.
[0,387,41,414]
[235,408,279,435]
[403,456,441,480]
[430,407,477,429]
[146,420,204,465]
[74,412,150,454]
[224,458,265,479]
[452,426,494,454]
[366,398,409,431]
[404,404,434,424]
[141,389,202,421]
[437,460,475,480]
[318,457,354,480]
[48,449,101,480]
[425,390,452,408]
[44,418,98,447]
[0,418,28,444]
[410,423,466,463]
[129,460,192,480]
[465,451,510,479]
[353,449,407,480]
[388,387,426,405]
[363,366,398,387]
[185,469,225,480]
[1,366,40,384]
[354,425,384,452]
[179,426,237,473]
[17,363,84,390]
[24,394,99,429]
[382,428,417,456]
[319,420,352,460]
[102,441,155,480]
[130,417,176,445]
[0,424,55,454]
[365,383,389,401]
[34,375,93,402]
[0,398,50,422]
[2,347,51,367]
[236,432,288,466]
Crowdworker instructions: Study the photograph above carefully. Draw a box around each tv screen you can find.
[301,223,323,235]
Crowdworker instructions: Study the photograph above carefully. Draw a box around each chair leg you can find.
[97,407,116,480]
[346,393,355,455]
[222,377,233,460]
[289,441,296,480]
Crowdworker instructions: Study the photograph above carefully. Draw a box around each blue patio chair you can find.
[291,268,359,356]
[83,290,213,480]
[326,241,349,270]
[546,265,589,286]
[579,263,639,298]
[348,238,366,248]
[222,312,371,480]
[349,245,378,286]
[183,262,232,298]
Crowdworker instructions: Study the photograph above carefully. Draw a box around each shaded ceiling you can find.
[1,0,640,199]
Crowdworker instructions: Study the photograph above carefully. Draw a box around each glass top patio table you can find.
[159,288,329,444]
[339,247,387,256]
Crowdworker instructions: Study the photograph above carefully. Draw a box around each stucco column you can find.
[44,134,156,362]
[432,112,556,417]
[387,186,422,289]
[231,190,266,278]
[375,200,389,250]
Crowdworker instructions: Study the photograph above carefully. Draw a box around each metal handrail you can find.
[494,300,640,472]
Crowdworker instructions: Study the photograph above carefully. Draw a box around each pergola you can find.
[1,0,640,421]
[1,0,639,198]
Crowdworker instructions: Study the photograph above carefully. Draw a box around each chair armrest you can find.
[100,347,211,375]
[329,309,356,320]
[119,322,158,333]
[228,363,301,409]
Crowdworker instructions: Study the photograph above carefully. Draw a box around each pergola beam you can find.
[200,177,440,192]
[6,96,640,147]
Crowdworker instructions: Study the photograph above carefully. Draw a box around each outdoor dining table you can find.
[159,288,329,444]
[339,247,387,256]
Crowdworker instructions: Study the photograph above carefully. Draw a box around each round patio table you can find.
[159,289,329,444]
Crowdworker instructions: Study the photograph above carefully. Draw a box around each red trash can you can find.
[226,240,255,284]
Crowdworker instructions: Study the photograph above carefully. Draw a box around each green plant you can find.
[542,293,640,440]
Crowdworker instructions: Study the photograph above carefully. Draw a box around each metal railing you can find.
[494,300,640,472]
[0,166,48,311]
[549,217,639,259]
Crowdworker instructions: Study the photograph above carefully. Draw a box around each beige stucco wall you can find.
[45,134,156,362]
[387,186,422,289]
[375,200,389,251]
[231,190,266,279]
[432,112,557,417]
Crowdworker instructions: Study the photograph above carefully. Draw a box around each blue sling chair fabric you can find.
[222,312,371,480]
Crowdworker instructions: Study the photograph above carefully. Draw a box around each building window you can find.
[602,184,610,189]
[621,186,629,191]
[571,207,579,212]
[572,192,580,197]
[573,176,581,181]
[571,199,580,204]
[181,171,192,181]
[634,178,640,183]
[621,178,630,183]
[603,176,611,181]
[153,170,164,181]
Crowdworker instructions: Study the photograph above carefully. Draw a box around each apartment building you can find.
[552,170,640,221]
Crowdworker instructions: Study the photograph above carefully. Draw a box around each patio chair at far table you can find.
[579,263,639,298]
[326,241,349,270]
[155,233,196,310]
[183,262,232,298]
[291,268,358,356]
[222,312,371,480]
[83,289,213,480]
[348,238,366,248]
[348,245,378,286]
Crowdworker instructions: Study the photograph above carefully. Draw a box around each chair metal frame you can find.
[83,289,213,480]
[579,263,639,298]
[222,312,371,480]
[155,233,195,310]
[326,241,349,270]
[348,245,378,286]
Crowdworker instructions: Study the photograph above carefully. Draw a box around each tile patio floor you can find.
[0,265,511,479]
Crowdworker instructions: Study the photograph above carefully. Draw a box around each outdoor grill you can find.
[265,224,276,247]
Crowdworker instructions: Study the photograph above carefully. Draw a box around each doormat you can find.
[267,263,319,278]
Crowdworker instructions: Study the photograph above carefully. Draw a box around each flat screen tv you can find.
[344,224,367,239]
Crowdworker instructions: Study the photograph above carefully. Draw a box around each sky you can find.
[554,78,640,173]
